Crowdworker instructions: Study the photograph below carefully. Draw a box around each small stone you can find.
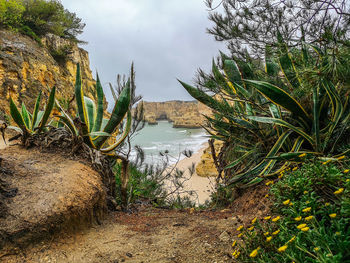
[218,231,230,242]
[126,252,133,258]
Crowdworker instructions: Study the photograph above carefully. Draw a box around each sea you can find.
[130,121,208,165]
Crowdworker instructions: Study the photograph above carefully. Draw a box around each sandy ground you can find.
[1,208,238,263]
[172,144,216,205]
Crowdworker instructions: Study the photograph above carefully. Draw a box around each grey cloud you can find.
[60,0,225,103]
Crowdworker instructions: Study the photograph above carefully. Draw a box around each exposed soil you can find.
[0,139,271,263]
[1,208,241,263]
[0,144,106,251]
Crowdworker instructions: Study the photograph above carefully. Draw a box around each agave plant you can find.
[56,64,132,154]
[8,87,56,141]
[179,36,350,187]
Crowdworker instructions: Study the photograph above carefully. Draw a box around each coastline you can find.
[167,142,216,205]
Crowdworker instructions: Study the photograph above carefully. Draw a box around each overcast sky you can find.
[60,0,225,102]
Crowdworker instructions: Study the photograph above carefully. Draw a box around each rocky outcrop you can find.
[196,140,223,177]
[141,100,211,128]
[0,30,96,117]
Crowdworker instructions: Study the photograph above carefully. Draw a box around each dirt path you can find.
[1,208,241,263]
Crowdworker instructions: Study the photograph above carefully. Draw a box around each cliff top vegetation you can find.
[0,0,85,43]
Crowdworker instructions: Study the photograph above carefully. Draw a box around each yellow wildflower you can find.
[236,225,244,231]
[346,179,350,182]
[272,216,281,222]
[288,236,296,243]
[266,236,273,242]
[297,223,307,229]
[249,247,260,258]
[251,217,257,224]
[278,174,283,179]
[329,213,337,218]
[278,245,288,252]
[248,226,254,231]
[266,181,274,186]
[232,250,240,258]
[301,226,310,232]
[294,216,302,221]
[305,216,314,221]
[334,188,344,195]
[272,229,280,235]
[264,194,269,198]
[335,232,341,236]
[322,160,331,165]
[264,232,269,236]
[289,202,294,206]
[325,202,330,206]
[299,153,306,157]
[303,191,308,194]
[232,240,237,247]
[344,169,350,173]
[314,247,320,252]
[302,207,311,213]
[337,155,345,160]
[292,167,298,171]
[283,199,290,205]
[264,216,271,220]
[238,233,243,238]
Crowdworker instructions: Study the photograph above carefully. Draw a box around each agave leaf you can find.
[21,103,31,130]
[31,91,42,130]
[322,81,343,150]
[313,85,321,151]
[38,86,56,132]
[88,131,111,137]
[93,83,130,148]
[84,96,96,132]
[228,130,291,185]
[225,148,257,169]
[34,111,44,128]
[93,73,104,132]
[7,125,23,134]
[55,99,78,136]
[247,116,314,146]
[100,111,132,153]
[109,83,118,101]
[245,80,311,127]
[9,98,28,134]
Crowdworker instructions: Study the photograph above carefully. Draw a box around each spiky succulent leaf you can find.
[31,91,42,130]
[9,98,28,134]
[93,73,104,132]
[38,86,56,132]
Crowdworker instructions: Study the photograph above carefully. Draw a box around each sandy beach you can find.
[166,143,216,205]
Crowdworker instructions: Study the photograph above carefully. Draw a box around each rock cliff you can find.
[0,30,96,118]
[141,100,211,128]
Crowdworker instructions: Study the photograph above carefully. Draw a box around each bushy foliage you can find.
[231,161,350,262]
[0,0,85,42]
[180,37,350,188]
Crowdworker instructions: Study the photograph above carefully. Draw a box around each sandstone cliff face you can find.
[142,100,211,128]
[0,30,95,117]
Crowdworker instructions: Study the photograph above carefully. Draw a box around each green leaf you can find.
[245,80,311,127]
[31,91,42,130]
[55,99,77,136]
[9,98,28,134]
[247,116,314,146]
[93,72,104,132]
[38,86,56,132]
[228,130,291,186]
[100,111,132,153]
[21,103,31,130]
[84,96,96,132]
[94,82,131,148]
[313,85,320,151]
[225,148,257,169]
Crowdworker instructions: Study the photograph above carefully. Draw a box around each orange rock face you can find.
[141,100,211,128]
[0,30,96,118]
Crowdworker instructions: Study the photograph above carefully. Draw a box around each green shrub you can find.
[231,161,350,262]
[179,36,350,188]
[0,0,85,42]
